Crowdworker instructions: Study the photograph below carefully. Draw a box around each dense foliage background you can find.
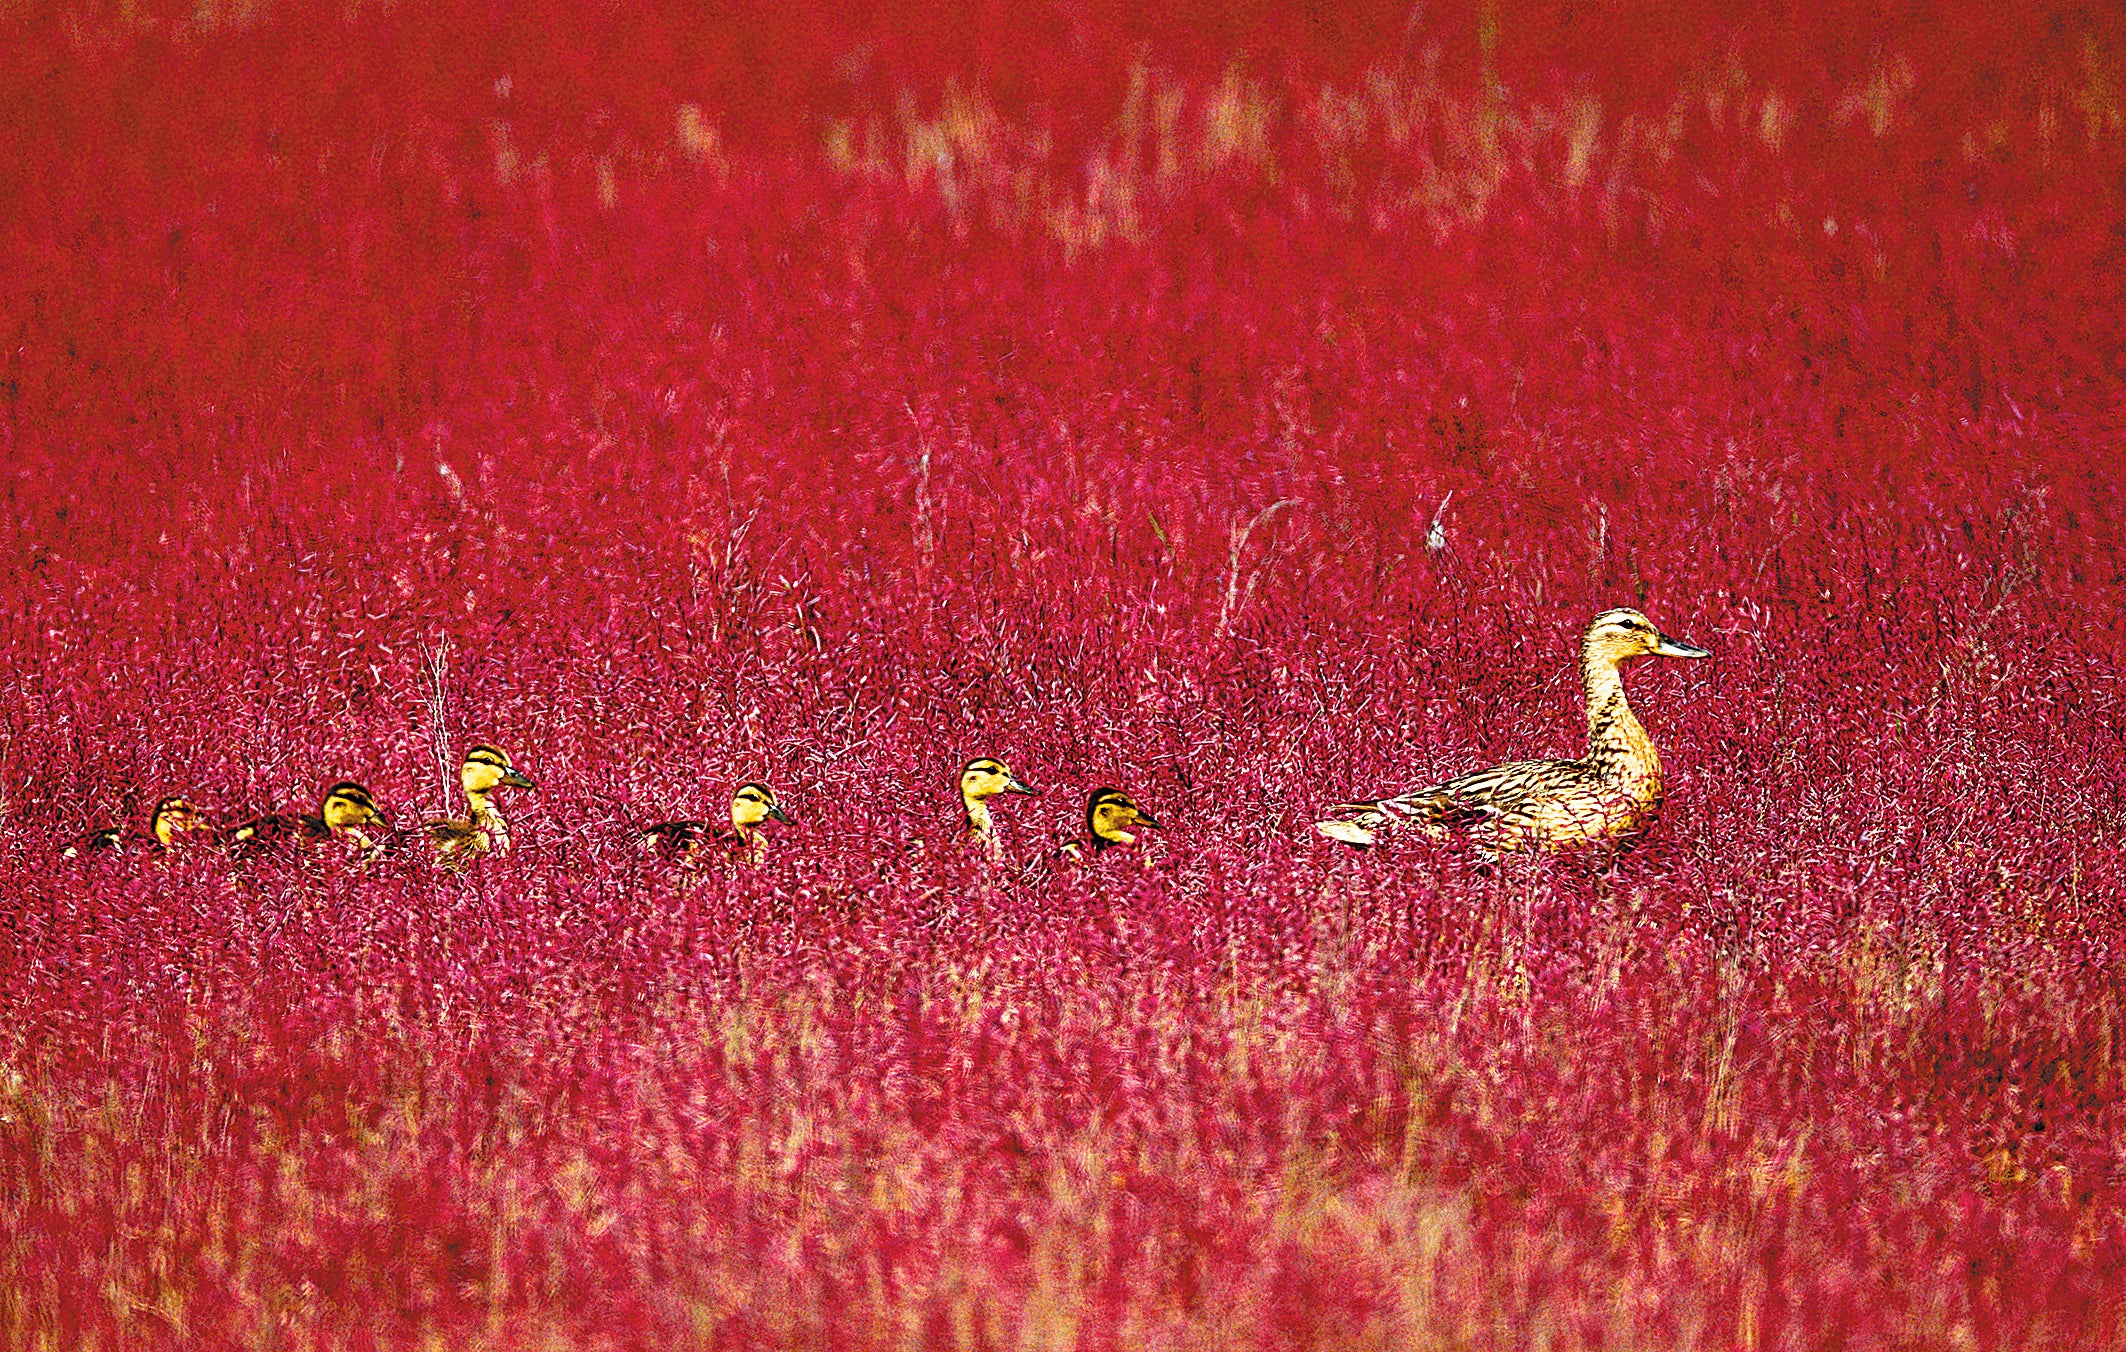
[3,0,2124,1345]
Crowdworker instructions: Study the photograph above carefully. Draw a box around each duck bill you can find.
[1655,633,1710,659]
[768,805,792,825]
[502,769,536,789]
[1137,811,1162,830]
[1005,777,1039,796]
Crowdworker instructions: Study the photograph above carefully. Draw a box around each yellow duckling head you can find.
[461,745,536,797]
[1582,608,1709,669]
[960,757,1038,807]
[730,781,792,833]
[320,782,390,836]
[1086,787,1160,851]
[149,796,216,849]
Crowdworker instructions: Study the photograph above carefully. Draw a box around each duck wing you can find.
[426,817,484,869]
[1317,758,1600,847]
[644,819,767,867]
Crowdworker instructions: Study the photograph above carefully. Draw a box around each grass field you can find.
[3,1,2125,1346]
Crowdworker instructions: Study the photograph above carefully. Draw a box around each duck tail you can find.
[1314,802,1387,848]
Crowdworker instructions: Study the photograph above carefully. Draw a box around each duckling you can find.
[58,824,124,860]
[641,781,792,866]
[59,795,216,860]
[226,781,392,860]
[426,744,534,870]
[1058,786,1162,863]
[1315,608,1709,853]
[958,756,1038,857]
[148,795,217,851]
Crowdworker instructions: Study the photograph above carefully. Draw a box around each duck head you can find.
[320,782,391,835]
[462,744,536,796]
[1582,608,1709,667]
[1087,787,1160,850]
[730,781,791,831]
[149,796,216,848]
[959,757,1038,805]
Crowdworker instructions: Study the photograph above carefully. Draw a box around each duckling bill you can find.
[1315,608,1707,853]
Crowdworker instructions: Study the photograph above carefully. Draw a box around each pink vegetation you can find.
[2,1,2124,1346]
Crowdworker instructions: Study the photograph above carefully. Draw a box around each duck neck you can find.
[467,788,511,853]
[964,794,1004,856]
[1582,654,1660,787]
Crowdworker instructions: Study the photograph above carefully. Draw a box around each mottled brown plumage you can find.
[1316,609,1708,852]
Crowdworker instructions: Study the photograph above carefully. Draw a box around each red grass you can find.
[4,1,2126,1346]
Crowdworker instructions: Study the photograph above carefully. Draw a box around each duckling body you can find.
[58,825,124,860]
[1058,787,1161,864]
[642,781,790,866]
[958,756,1038,858]
[227,782,391,860]
[426,744,534,870]
[1316,609,1708,853]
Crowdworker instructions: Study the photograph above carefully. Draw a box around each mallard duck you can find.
[1315,608,1708,852]
[59,795,217,860]
[958,756,1038,857]
[226,782,392,859]
[641,781,791,865]
[426,744,534,870]
[1058,786,1161,863]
